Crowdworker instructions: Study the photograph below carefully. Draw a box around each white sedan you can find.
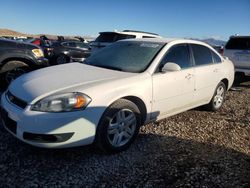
[0,38,234,153]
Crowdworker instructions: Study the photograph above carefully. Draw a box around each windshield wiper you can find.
[92,64,123,71]
[84,60,123,71]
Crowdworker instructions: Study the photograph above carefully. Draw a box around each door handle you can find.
[185,73,193,80]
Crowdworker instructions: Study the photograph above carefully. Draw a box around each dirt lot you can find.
[0,82,249,188]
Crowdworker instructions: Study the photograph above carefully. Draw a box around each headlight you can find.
[32,49,44,58]
[31,93,91,112]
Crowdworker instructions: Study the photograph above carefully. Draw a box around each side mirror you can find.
[161,62,181,72]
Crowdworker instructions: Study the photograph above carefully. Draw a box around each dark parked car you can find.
[0,38,48,89]
[50,40,91,64]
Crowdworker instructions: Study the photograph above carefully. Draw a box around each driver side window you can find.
[158,44,191,72]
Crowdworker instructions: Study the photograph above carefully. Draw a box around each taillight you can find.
[220,48,224,56]
[45,48,54,56]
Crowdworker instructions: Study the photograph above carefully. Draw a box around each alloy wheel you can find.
[213,85,225,109]
[5,67,26,84]
[57,55,67,64]
[107,109,137,147]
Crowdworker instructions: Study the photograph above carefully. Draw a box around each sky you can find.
[0,0,249,40]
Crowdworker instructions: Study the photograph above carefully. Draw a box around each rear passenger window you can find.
[211,50,222,63]
[62,42,70,47]
[75,42,89,49]
[159,44,191,70]
[142,36,157,38]
[68,42,76,47]
[115,34,136,41]
[191,44,213,66]
[62,42,76,47]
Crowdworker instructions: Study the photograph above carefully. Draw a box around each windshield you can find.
[85,41,164,73]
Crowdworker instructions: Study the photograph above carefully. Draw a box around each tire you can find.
[233,72,245,86]
[206,82,226,111]
[0,61,29,89]
[95,99,141,153]
[56,54,69,64]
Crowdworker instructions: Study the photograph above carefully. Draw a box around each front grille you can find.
[1,108,17,134]
[6,91,27,109]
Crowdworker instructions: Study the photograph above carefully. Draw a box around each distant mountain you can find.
[190,37,226,46]
[0,28,24,36]
[200,38,226,46]
[0,28,94,41]
[1,28,227,46]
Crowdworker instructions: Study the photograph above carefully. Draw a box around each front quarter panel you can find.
[79,73,153,126]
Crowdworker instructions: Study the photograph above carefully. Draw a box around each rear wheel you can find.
[56,54,69,64]
[206,82,226,111]
[0,61,29,89]
[95,99,141,153]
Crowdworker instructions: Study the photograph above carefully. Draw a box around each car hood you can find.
[9,63,134,103]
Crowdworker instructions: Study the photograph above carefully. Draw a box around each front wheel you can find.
[206,82,226,111]
[0,61,29,89]
[95,99,141,153]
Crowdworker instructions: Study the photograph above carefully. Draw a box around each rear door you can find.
[190,44,220,103]
[224,37,250,69]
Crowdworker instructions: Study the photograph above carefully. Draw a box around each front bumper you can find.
[0,92,97,148]
[71,57,86,63]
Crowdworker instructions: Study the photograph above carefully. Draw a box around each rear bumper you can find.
[71,57,86,62]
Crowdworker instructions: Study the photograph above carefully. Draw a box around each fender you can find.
[0,51,36,71]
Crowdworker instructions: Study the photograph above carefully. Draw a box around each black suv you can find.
[0,38,48,89]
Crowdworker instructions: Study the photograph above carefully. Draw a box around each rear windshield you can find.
[225,37,250,50]
[95,33,136,43]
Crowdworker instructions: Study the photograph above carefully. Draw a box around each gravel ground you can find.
[0,82,249,188]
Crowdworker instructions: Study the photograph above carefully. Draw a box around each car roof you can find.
[60,40,83,43]
[99,30,160,37]
[0,38,28,44]
[0,37,40,48]
[229,35,250,40]
[53,40,83,44]
[122,38,209,45]
[0,38,16,42]
[229,35,250,38]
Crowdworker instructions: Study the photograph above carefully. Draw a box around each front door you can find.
[152,44,195,118]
